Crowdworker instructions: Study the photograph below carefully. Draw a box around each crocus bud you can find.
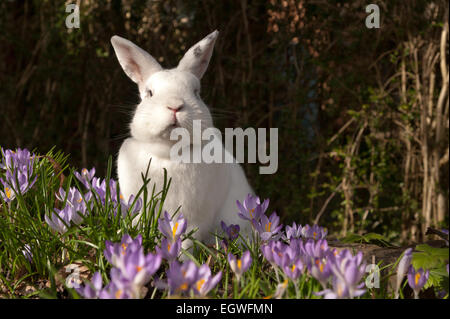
[395,248,413,299]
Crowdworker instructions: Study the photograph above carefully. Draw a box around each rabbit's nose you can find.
[167,103,183,113]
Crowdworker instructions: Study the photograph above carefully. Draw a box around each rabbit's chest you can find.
[118,138,229,223]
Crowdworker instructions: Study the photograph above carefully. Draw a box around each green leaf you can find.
[340,232,394,247]
[411,244,449,290]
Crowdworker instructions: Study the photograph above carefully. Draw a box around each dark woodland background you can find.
[0,0,448,244]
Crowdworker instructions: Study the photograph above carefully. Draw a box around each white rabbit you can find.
[111,31,254,249]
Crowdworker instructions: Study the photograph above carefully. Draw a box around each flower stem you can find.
[233,276,239,298]
[294,281,300,299]
[273,264,280,283]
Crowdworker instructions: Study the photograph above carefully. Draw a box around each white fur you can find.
[111,31,254,247]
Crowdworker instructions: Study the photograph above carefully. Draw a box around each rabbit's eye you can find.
[147,89,153,97]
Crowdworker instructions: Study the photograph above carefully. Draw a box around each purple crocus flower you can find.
[77,234,160,299]
[104,234,143,269]
[269,241,306,283]
[98,277,132,299]
[0,148,37,202]
[283,222,302,241]
[193,264,222,297]
[121,248,161,282]
[220,221,240,241]
[158,211,187,242]
[85,176,137,218]
[74,167,96,189]
[261,240,296,274]
[328,249,366,299]
[277,243,302,268]
[119,248,161,297]
[252,211,283,242]
[301,224,327,240]
[395,248,413,298]
[47,187,93,232]
[165,260,200,295]
[156,237,182,261]
[288,238,304,256]
[55,187,93,225]
[1,148,36,172]
[315,250,366,299]
[45,208,71,234]
[303,239,330,259]
[0,183,14,202]
[407,265,429,299]
[282,258,304,280]
[273,279,289,299]
[89,177,120,205]
[22,244,33,263]
[228,251,252,281]
[316,275,361,299]
[261,240,288,265]
[88,177,107,203]
[236,194,269,222]
[309,257,333,289]
[0,169,37,202]
[56,206,77,227]
[118,194,143,218]
[76,272,103,299]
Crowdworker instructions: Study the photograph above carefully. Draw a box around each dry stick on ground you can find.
[425,227,450,242]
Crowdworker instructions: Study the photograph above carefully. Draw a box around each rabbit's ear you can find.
[177,30,219,80]
[111,35,162,89]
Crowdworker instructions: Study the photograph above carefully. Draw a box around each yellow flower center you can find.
[237,259,242,270]
[5,187,11,199]
[115,289,123,299]
[121,243,127,255]
[82,168,88,174]
[136,266,143,272]
[313,232,317,240]
[78,197,82,203]
[179,282,188,291]
[249,208,255,218]
[167,243,171,252]
[291,264,296,272]
[282,279,288,288]
[172,222,179,240]
[319,262,324,273]
[196,279,206,291]
[120,194,124,200]
[265,222,272,232]
[415,273,421,286]
[337,284,344,297]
